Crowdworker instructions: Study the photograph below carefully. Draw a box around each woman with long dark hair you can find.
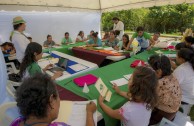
[173,48,194,104]
[20,42,62,80]
[114,34,130,50]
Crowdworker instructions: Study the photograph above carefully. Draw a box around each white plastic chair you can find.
[181,97,194,115]
[6,62,19,74]
[158,111,194,126]
[173,111,193,126]
[6,80,21,98]
[0,102,17,126]
[159,118,178,126]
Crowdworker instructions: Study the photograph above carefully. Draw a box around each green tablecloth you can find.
[56,48,177,126]
[43,42,86,55]
[57,57,135,126]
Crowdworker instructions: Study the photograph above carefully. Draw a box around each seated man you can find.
[126,26,155,53]
[43,34,59,47]
[152,32,160,43]
[61,32,73,44]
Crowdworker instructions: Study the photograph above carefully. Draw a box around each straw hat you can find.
[12,16,26,25]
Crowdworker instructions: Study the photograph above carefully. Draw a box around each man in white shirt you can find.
[12,16,30,63]
[112,17,124,40]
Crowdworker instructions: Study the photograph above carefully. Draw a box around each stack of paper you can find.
[55,100,97,126]
[154,41,172,48]
[69,64,88,72]
[95,78,112,102]
[104,47,114,51]
[110,78,128,86]
[38,58,59,69]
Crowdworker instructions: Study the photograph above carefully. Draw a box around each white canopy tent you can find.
[0,0,194,12]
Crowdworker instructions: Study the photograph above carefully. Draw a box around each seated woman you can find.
[86,32,102,47]
[185,36,194,49]
[101,31,110,41]
[87,30,94,40]
[173,48,194,104]
[1,42,15,55]
[104,31,119,48]
[114,34,130,51]
[76,31,87,42]
[10,73,97,126]
[99,66,158,126]
[148,55,181,125]
[20,42,62,80]
[61,32,73,44]
[43,35,59,47]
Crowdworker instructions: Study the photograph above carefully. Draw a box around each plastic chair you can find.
[173,111,193,126]
[6,80,21,98]
[0,102,17,126]
[181,97,194,115]
[6,62,19,74]
[159,118,178,126]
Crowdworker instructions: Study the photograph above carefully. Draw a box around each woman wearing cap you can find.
[11,16,30,63]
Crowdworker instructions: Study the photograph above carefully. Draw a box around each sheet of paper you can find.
[68,42,76,45]
[110,50,118,54]
[110,78,128,86]
[164,54,176,58]
[42,53,50,57]
[67,100,97,126]
[55,71,72,81]
[55,101,73,122]
[95,78,112,102]
[104,47,114,51]
[155,50,163,54]
[95,47,103,49]
[95,78,108,97]
[69,64,88,72]
[123,74,132,80]
[105,90,112,102]
[52,46,62,48]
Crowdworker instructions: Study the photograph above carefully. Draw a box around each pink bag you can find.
[73,74,98,87]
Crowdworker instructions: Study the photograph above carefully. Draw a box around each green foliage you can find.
[102,3,194,34]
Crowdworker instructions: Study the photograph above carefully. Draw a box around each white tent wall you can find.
[0,11,101,44]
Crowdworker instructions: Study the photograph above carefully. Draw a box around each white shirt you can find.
[173,62,194,104]
[12,31,30,62]
[76,35,86,41]
[113,21,124,40]
[119,101,151,126]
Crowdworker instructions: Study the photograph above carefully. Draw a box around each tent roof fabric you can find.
[0,0,194,12]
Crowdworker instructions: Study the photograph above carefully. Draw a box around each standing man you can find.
[126,26,155,52]
[112,17,124,40]
[12,16,30,63]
